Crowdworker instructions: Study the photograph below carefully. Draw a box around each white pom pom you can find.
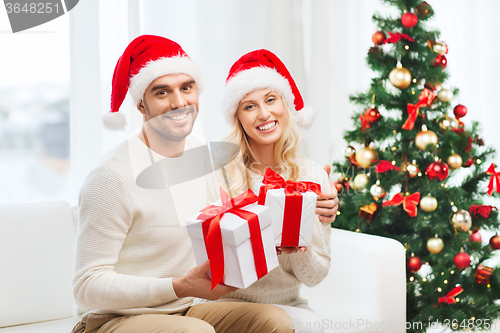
[293,106,315,129]
[102,112,127,131]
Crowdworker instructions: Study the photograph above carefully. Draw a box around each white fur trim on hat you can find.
[222,67,295,125]
[102,111,127,131]
[293,105,315,129]
[129,56,204,105]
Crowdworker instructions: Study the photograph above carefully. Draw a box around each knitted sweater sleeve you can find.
[72,167,177,311]
[287,162,331,287]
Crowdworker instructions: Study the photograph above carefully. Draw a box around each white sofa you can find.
[0,201,406,333]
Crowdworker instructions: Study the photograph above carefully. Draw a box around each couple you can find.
[72,35,338,333]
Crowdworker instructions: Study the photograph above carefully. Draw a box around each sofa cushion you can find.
[0,318,77,333]
[0,202,75,327]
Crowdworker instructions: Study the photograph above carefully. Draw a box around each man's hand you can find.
[173,260,238,300]
[315,164,339,224]
[276,246,306,255]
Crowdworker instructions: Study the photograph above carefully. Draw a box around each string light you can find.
[356,229,360,233]
[412,91,416,95]
[444,280,448,284]
[456,298,460,302]
[391,161,396,165]
[437,287,442,292]
[336,211,341,216]
[405,45,410,50]
[392,146,397,151]
[422,278,427,282]
[450,270,454,274]
[471,317,475,321]
[487,284,491,288]
[409,276,414,281]
[477,159,482,164]
[418,172,422,177]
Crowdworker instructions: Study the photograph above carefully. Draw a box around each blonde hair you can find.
[223,95,303,197]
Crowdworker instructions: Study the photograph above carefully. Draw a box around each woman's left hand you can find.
[315,165,339,224]
[276,247,307,255]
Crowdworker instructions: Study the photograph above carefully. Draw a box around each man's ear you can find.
[137,101,146,114]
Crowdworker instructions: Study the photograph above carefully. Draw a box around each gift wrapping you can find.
[186,188,279,289]
[254,168,327,247]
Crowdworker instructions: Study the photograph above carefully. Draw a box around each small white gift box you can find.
[254,182,316,247]
[186,199,279,289]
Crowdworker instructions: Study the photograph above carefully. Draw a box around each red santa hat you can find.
[222,49,314,129]
[103,35,204,130]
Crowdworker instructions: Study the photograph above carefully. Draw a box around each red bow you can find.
[486,164,500,196]
[198,188,267,290]
[437,286,463,305]
[259,168,327,247]
[470,205,497,219]
[382,192,421,217]
[383,32,415,44]
[359,114,371,133]
[375,160,401,173]
[402,89,436,130]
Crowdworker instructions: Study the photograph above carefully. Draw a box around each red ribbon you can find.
[486,163,500,196]
[402,89,436,130]
[198,188,268,290]
[470,205,497,219]
[359,114,370,133]
[382,192,421,217]
[258,168,327,247]
[383,32,415,44]
[375,160,401,173]
[437,286,463,305]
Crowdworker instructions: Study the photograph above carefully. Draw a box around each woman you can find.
[217,49,331,333]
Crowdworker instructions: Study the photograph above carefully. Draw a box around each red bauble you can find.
[490,235,500,250]
[463,157,474,168]
[372,31,386,45]
[364,108,381,123]
[433,55,447,68]
[453,104,468,119]
[454,252,471,270]
[401,12,418,28]
[469,232,482,243]
[407,256,423,273]
[426,161,449,181]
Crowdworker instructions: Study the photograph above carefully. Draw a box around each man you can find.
[72,35,338,333]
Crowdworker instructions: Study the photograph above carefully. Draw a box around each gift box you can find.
[254,168,327,247]
[186,189,279,289]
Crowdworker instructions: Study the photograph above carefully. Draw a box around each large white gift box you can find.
[186,197,279,289]
[254,182,317,247]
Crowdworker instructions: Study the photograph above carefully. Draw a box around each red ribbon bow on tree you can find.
[436,286,463,305]
[402,88,436,130]
[197,188,268,290]
[383,32,415,44]
[486,163,500,196]
[382,192,421,217]
[375,160,401,173]
[469,205,497,219]
[359,114,371,133]
[258,168,327,247]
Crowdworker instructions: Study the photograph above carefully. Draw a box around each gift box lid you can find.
[186,200,272,247]
[254,182,317,207]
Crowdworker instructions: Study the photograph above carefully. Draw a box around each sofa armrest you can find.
[301,228,406,333]
[0,201,76,328]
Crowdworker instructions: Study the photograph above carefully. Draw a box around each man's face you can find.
[138,73,199,142]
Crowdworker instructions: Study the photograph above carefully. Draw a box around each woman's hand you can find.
[276,247,307,255]
[315,165,339,224]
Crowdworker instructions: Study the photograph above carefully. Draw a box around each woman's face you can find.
[236,88,287,150]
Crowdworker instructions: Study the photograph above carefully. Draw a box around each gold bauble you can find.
[420,194,437,212]
[415,130,438,150]
[432,42,447,55]
[352,173,370,190]
[427,236,444,254]
[451,209,472,231]
[437,89,453,102]
[355,147,379,168]
[438,115,459,130]
[389,65,412,90]
[370,184,386,199]
[447,153,463,170]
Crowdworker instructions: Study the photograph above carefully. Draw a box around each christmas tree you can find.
[331,1,500,331]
